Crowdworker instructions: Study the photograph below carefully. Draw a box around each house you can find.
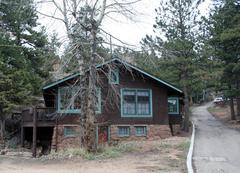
[21,58,183,156]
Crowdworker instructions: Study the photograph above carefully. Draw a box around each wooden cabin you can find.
[21,58,184,157]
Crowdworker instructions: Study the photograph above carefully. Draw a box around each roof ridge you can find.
[42,58,182,93]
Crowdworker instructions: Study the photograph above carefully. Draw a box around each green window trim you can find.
[168,97,179,114]
[118,126,130,137]
[121,88,152,117]
[109,69,119,84]
[57,87,101,114]
[64,126,77,137]
[135,126,147,136]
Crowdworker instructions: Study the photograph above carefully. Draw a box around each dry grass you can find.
[42,143,136,160]
[0,137,190,173]
[208,105,240,129]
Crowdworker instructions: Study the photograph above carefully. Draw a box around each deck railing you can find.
[22,107,56,122]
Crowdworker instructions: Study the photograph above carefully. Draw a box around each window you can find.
[64,126,77,137]
[118,126,130,137]
[59,86,79,112]
[121,89,152,117]
[58,87,101,113]
[96,88,102,113]
[109,69,119,84]
[135,126,147,136]
[168,97,179,114]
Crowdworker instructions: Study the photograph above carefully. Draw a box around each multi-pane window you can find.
[59,86,79,111]
[109,69,119,84]
[64,126,77,137]
[118,126,130,136]
[135,126,147,136]
[168,97,179,114]
[122,89,152,117]
[58,86,101,113]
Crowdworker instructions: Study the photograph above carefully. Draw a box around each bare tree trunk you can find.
[189,96,193,106]
[237,97,240,117]
[80,75,88,147]
[230,97,236,120]
[228,84,236,120]
[82,26,98,152]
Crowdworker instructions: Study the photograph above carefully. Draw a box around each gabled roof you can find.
[43,58,183,93]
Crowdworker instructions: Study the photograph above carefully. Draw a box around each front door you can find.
[98,126,108,144]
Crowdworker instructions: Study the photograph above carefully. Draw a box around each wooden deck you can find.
[22,107,56,127]
[21,107,56,157]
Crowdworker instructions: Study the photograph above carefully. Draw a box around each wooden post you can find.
[32,107,37,157]
[20,124,24,147]
[20,110,24,147]
[55,119,58,152]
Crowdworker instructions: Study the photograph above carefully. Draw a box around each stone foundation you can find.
[110,124,172,142]
[51,125,81,150]
[51,124,172,150]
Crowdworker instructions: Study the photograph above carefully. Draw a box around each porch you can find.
[21,107,56,157]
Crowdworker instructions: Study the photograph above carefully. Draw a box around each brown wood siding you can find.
[97,68,169,125]
[43,65,183,126]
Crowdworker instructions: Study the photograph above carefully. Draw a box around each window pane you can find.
[59,86,101,113]
[60,87,73,110]
[72,87,81,109]
[64,127,77,137]
[109,70,119,84]
[95,89,101,112]
[123,90,136,115]
[111,72,117,82]
[135,126,146,136]
[118,127,130,136]
[137,90,150,115]
[168,98,178,113]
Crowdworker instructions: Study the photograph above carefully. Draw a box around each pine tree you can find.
[0,0,59,139]
[140,0,204,131]
[209,0,240,119]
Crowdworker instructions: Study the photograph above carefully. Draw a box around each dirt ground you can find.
[208,104,240,129]
[0,137,189,173]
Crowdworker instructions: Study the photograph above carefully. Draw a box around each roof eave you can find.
[42,58,183,93]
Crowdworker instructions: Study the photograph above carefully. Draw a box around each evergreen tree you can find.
[0,31,32,139]
[140,0,204,131]
[0,0,59,139]
[0,0,58,94]
[209,0,240,119]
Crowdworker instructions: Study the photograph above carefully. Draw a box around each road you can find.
[192,103,240,173]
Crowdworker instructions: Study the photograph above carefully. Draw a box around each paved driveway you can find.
[192,103,240,173]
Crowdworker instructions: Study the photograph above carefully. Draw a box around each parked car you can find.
[213,97,224,104]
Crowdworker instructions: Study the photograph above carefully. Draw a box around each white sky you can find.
[37,0,211,53]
